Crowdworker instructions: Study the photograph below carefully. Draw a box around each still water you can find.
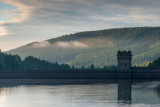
[0,79,160,107]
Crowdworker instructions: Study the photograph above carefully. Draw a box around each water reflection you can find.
[154,84,160,99]
[0,79,159,106]
[118,79,131,102]
[117,79,160,104]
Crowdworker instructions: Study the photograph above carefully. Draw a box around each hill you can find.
[7,27,160,67]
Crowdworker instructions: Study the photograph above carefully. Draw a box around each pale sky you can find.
[0,0,160,51]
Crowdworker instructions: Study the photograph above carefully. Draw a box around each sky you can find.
[0,0,160,51]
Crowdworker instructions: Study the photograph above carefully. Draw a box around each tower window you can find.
[125,63,127,66]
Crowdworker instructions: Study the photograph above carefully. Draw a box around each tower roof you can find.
[117,51,132,56]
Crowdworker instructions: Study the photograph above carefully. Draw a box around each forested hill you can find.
[7,27,160,67]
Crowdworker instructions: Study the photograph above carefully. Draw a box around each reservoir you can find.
[0,79,160,107]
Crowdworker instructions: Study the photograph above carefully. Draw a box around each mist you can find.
[55,41,89,48]
[32,41,50,48]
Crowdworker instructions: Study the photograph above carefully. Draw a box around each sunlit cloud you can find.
[0,0,34,24]
[0,0,34,37]
[0,26,9,36]
[0,0,160,50]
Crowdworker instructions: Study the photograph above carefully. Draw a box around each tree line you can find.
[148,57,160,67]
[0,52,71,71]
[0,52,116,71]
[1,51,160,71]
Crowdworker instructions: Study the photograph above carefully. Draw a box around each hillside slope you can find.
[7,27,160,67]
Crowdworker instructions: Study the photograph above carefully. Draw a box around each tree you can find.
[90,64,95,70]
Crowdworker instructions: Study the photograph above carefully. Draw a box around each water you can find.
[0,79,160,107]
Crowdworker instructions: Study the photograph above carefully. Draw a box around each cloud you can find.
[1,0,160,25]
[0,26,9,36]
[0,0,35,37]
[32,41,50,48]
[0,0,34,24]
[1,0,160,29]
[55,41,89,48]
[0,0,160,50]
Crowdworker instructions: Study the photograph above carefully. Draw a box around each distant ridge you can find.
[7,27,160,67]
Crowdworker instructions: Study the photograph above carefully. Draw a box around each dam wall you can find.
[0,70,117,79]
[0,69,160,79]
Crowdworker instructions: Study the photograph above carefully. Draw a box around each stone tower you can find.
[117,51,132,71]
